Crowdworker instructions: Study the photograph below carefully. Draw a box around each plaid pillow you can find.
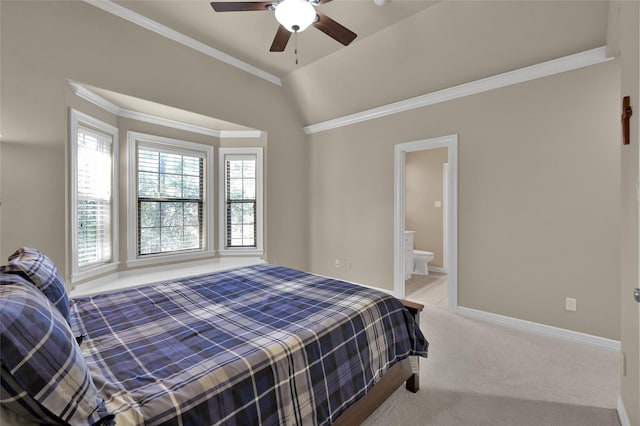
[0,366,61,424]
[0,273,113,425]
[0,247,71,324]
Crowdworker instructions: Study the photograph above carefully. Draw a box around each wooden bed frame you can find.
[334,299,424,425]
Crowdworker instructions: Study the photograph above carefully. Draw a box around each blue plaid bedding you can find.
[70,264,428,425]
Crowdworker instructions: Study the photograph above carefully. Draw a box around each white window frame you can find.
[218,147,264,256]
[69,109,119,282]
[127,131,215,267]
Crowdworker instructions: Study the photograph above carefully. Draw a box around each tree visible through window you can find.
[137,148,204,255]
[226,157,256,248]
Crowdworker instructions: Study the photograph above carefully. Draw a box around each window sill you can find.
[125,250,216,268]
[218,249,264,257]
[71,262,120,284]
[70,256,265,298]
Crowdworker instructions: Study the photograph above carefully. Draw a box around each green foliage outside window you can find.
[138,149,203,255]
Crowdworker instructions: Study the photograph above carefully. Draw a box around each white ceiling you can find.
[113,0,438,78]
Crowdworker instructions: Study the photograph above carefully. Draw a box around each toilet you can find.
[413,250,434,275]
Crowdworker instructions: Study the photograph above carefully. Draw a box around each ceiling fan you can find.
[210,0,357,52]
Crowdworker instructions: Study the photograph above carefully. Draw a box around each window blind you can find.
[76,125,113,268]
[137,146,204,255]
[225,156,257,248]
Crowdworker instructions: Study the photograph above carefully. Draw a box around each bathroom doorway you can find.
[405,149,448,309]
[393,135,458,312]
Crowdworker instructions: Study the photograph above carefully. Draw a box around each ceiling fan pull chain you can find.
[293,25,300,65]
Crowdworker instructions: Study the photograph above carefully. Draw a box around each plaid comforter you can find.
[70,264,428,425]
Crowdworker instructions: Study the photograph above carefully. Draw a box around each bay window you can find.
[71,115,263,276]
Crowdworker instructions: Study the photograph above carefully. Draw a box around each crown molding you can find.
[69,81,121,115]
[69,81,261,138]
[304,46,613,135]
[219,130,264,138]
[83,0,282,86]
[118,109,222,137]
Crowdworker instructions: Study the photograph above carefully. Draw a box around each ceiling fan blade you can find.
[210,2,274,12]
[270,25,292,52]
[312,12,357,46]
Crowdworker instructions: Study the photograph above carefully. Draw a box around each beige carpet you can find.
[363,275,621,426]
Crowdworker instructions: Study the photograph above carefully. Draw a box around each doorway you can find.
[393,134,458,312]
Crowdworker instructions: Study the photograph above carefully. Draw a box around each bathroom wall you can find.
[405,148,448,270]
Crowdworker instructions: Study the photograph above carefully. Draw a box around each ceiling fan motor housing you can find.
[275,0,317,32]
[210,0,357,52]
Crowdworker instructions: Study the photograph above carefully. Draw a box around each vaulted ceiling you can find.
[113,0,438,77]
[87,0,611,128]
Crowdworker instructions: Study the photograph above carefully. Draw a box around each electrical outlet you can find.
[565,297,577,312]
[334,259,340,268]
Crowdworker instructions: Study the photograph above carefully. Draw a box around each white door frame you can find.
[442,162,449,273]
[393,134,458,312]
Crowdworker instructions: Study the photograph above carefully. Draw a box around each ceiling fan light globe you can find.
[275,0,316,32]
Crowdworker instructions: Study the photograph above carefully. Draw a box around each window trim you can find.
[218,147,264,256]
[126,131,215,267]
[69,109,120,282]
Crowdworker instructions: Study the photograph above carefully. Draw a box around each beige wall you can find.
[609,1,640,424]
[308,61,621,340]
[405,148,448,269]
[0,1,309,277]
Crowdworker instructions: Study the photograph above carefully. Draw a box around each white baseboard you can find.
[617,395,631,426]
[456,306,621,352]
[429,266,446,274]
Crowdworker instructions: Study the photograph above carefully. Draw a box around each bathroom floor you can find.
[405,272,448,309]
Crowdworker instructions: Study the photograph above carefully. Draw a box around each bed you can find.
[0,247,428,425]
